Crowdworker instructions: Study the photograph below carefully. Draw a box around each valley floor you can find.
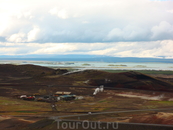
[0,64,173,129]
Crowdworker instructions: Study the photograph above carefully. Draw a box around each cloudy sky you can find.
[0,0,173,58]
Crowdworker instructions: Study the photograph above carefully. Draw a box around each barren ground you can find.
[0,64,173,129]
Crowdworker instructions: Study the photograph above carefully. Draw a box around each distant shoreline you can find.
[1,60,173,71]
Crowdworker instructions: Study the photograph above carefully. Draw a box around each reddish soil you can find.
[130,112,173,125]
[0,118,30,130]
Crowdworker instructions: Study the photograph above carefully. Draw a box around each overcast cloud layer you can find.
[0,0,173,58]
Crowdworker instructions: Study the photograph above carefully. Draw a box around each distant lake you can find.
[1,60,173,71]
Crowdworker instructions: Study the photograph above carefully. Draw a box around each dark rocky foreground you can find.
[1,118,172,130]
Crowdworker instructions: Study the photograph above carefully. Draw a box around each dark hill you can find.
[0,64,70,96]
[0,64,173,95]
[0,64,56,77]
[65,70,173,92]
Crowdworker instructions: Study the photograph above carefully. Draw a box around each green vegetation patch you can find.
[98,100,107,103]
[15,111,37,113]
[82,63,91,66]
[103,70,173,75]
[0,96,50,115]
[149,100,173,104]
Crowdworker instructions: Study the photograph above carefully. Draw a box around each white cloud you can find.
[50,8,69,19]
[5,26,42,42]
[0,40,173,58]
[0,47,18,55]
[27,26,41,42]
[106,28,123,41]
[105,25,148,41]
[0,0,173,43]
[32,43,77,54]
[0,0,173,58]
[167,9,173,13]
[151,21,173,40]
[7,33,27,42]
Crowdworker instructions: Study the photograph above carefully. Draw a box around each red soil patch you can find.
[130,112,173,125]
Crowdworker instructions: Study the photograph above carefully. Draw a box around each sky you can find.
[0,0,173,58]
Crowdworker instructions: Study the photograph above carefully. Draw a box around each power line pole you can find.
[47,85,57,112]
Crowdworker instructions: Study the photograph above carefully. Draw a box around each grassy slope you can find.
[0,96,50,115]
[104,70,173,75]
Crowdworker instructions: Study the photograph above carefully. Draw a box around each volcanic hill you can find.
[0,64,173,97]
[64,70,173,92]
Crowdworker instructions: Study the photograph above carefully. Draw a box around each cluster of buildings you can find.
[18,85,104,102]
[19,91,77,102]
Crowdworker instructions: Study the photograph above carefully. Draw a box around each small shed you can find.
[55,91,71,95]
[59,94,76,101]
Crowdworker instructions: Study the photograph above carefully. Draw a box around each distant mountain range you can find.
[0,54,173,63]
